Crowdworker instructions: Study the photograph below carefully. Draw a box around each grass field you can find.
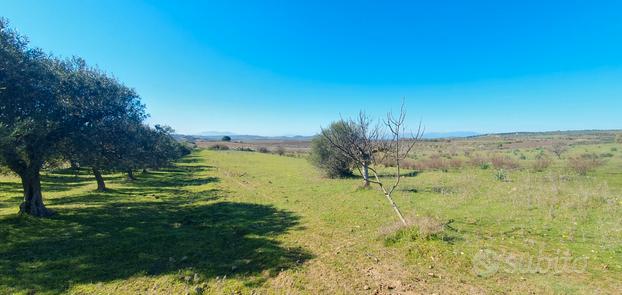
[1,144,621,294]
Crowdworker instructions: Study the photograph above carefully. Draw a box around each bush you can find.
[208,144,229,151]
[469,154,488,167]
[531,155,552,172]
[178,143,194,156]
[415,157,449,172]
[401,158,417,170]
[275,146,286,156]
[449,158,463,169]
[258,147,269,153]
[234,147,254,152]
[308,124,355,178]
[567,154,604,175]
[490,155,520,170]
[495,169,509,182]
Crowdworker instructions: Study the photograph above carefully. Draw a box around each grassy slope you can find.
[0,148,621,294]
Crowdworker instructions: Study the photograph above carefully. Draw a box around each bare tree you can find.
[550,143,568,159]
[321,101,423,225]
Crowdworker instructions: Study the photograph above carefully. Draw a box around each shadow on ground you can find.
[0,158,312,293]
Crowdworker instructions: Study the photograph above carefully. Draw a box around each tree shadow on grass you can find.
[0,154,312,293]
[0,200,311,293]
[0,180,23,195]
[135,175,220,188]
[0,173,95,195]
[0,195,21,209]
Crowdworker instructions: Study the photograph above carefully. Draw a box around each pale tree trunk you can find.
[92,167,106,191]
[126,169,136,181]
[384,193,407,225]
[18,169,54,217]
[362,163,370,187]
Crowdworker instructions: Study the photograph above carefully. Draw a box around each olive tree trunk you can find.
[92,167,106,191]
[18,169,54,217]
[126,169,136,181]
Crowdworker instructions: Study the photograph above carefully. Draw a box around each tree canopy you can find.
[309,121,355,178]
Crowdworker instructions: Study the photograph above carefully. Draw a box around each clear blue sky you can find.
[3,0,622,136]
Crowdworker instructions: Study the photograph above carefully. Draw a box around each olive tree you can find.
[62,58,146,190]
[115,123,188,180]
[0,19,153,215]
[309,121,355,178]
[0,19,66,216]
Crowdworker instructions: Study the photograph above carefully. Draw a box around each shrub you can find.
[221,136,231,142]
[234,147,254,152]
[208,144,229,151]
[468,154,488,167]
[381,215,447,242]
[275,146,286,156]
[495,169,508,182]
[308,123,355,178]
[532,155,552,172]
[600,152,614,158]
[401,158,417,170]
[567,154,604,175]
[258,147,269,153]
[490,155,520,170]
[416,157,449,172]
[449,158,463,169]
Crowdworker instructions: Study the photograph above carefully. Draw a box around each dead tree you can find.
[550,143,567,159]
[321,101,423,225]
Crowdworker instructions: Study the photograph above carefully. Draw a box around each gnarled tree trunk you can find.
[126,169,136,181]
[18,169,54,217]
[92,167,106,191]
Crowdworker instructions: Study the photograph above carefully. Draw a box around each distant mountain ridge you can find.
[421,131,481,139]
[177,129,622,142]
[182,130,481,141]
[180,132,314,141]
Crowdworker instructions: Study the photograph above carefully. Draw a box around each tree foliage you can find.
[0,19,67,216]
[309,121,355,178]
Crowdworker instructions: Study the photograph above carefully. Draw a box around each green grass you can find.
[1,148,621,294]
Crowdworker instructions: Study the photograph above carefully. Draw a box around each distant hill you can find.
[422,131,481,139]
[177,132,314,142]
[468,129,622,139]
[181,130,481,142]
[178,129,621,143]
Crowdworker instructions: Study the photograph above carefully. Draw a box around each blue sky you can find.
[3,0,622,136]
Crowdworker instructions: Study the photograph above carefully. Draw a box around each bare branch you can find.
[319,99,422,225]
